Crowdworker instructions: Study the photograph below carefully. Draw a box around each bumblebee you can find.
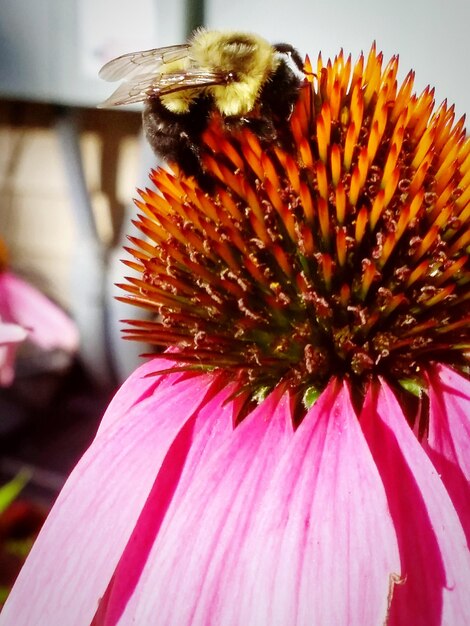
[99,29,305,182]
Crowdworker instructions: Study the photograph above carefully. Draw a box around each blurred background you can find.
[0,0,468,598]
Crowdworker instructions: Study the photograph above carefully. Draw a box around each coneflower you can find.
[124,45,470,420]
[2,45,469,626]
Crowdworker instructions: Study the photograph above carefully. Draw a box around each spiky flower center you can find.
[121,46,470,419]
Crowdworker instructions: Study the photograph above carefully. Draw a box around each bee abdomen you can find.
[143,97,211,179]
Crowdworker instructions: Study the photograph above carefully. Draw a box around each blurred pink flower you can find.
[1,359,469,625]
[0,271,79,385]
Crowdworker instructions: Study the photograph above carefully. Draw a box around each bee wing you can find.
[99,67,230,108]
[98,44,191,82]
[99,72,159,107]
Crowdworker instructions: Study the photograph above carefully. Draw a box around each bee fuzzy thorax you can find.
[190,29,275,72]
[190,29,278,115]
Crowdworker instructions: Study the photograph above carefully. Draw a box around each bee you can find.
[99,29,305,184]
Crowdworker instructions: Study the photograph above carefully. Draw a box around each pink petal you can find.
[95,355,190,435]
[425,365,470,544]
[0,367,223,626]
[0,271,79,351]
[93,373,246,624]
[109,381,400,625]
[234,380,401,626]
[104,385,292,625]
[360,380,470,625]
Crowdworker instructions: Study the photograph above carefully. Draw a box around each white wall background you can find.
[206,0,470,121]
[0,0,468,118]
[0,0,187,106]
